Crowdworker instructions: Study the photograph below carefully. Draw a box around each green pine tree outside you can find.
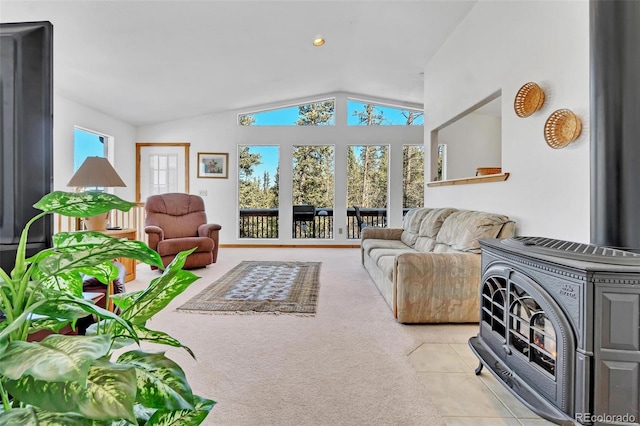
[238,103,424,238]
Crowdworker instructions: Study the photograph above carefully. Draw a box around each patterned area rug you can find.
[177,261,321,315]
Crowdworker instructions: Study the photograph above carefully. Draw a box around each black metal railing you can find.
[238,207,410,239]
[293,208,334,239]
[239,208,279,239]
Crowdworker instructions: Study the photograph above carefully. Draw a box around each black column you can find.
[590,0,640,250]
[0,22,53,272]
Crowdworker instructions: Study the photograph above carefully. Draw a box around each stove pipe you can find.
[590,0,640,252]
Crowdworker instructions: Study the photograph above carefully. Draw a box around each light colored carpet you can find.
[177,260,320,315]
[130,248,445,426]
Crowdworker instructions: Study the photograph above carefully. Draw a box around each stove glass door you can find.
[509,283,557,377]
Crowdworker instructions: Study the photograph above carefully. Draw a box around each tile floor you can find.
[407,325,555,425]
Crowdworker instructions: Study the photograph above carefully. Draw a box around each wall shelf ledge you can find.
[427,173,510,187]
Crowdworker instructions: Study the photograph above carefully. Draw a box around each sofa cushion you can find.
[400,207,432,248]
[362,238,413,256]
[432,243,464,254]
[157,236,214,257]
[435,210,511,254]
[376,255,397,283]
[419,207,458,237]
[369,247,418,264]
[414,207,458,252]
[414,237,439,253]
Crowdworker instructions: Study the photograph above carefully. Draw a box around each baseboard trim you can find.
[219,244,360,249]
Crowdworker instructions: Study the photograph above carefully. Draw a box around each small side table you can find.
[103,228,137,283]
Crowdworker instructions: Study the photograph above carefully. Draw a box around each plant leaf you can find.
[76,261,119,286]
[110,290,142,313]
[32,262,115,299]
[121,251,199,324]
[32,295,135,339]
[0,406,89,425]
[123,269,198,325]
[34,191,136,217]
[28,317,71,335]
[0,300,46,344]
[33,270,84,296]
[145,394,216,426]
[127,324,195,359]
[89,320,193,357]
[0,334,110,381]
[32,294,98,320]
[133,404,156,424]
[117,350,194,410]
[79,358,138,422]
[4,358,137,423]
[41,233,163,273]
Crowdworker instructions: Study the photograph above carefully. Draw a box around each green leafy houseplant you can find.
[0,191,215,424]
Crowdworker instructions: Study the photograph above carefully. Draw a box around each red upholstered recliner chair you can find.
[144,193,222,270]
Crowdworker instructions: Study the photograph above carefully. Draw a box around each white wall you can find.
[438,112,501,180]
[136,93,423,245]
[424,0,590,242]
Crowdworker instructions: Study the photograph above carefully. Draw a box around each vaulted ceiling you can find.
[1,1,477,126]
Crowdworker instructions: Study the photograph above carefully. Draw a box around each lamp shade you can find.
[67,157,126,188]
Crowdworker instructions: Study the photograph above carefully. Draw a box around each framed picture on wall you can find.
[198,152,229,178]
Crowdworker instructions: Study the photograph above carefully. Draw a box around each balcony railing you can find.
[54,206,409,242]
[239,207,396,239]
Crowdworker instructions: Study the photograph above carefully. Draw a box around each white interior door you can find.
[136,143,190,202]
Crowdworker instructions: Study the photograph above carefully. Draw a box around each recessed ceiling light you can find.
[313,36,325,47]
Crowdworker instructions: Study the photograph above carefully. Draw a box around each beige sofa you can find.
[360,207,515,323]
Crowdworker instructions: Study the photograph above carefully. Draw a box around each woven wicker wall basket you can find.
[544,109,582,149]
[514,82,545,118]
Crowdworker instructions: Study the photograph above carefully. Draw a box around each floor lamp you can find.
[67,157,127,231]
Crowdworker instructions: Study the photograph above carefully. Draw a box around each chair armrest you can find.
[394,252,481,323]
[199,223,222,263]
[144,225,164,250]
[198,223,222,239]
[361,227,403,241]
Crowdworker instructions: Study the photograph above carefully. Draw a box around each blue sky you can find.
[346,101,424,125]
[74,128,105,170]
[247,101,424,126]
[248,146,280,179]
[251,107,334,126]
[242,101,423,178]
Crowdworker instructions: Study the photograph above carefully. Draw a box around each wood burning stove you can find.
[469,237,640,425]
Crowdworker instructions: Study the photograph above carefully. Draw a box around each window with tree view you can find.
[403,145,424,214]
[238,145,279,238]
[347,100,423,126]
[292,145,335,239]
[238,99,335,126]
[347,145,389,238]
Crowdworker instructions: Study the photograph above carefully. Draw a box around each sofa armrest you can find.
[361,227,403,241]
[360,228,404,264]
[144,225,164,250]
[394,252,481,323]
